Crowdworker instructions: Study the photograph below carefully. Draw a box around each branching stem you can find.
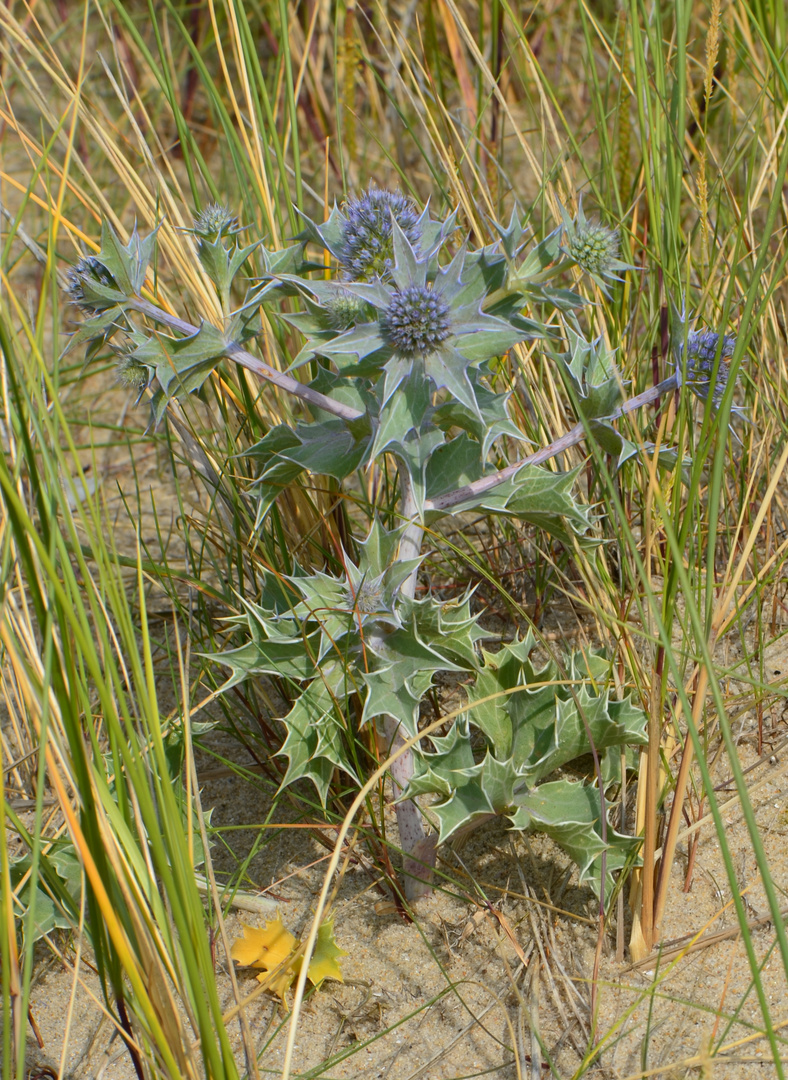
[424,377,678,512]
[128,297,363,422]
[132,297,677,513]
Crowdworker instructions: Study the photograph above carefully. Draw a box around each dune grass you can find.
[2,1,788,1077]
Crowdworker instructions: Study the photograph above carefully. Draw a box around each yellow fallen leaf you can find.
[230,918,297,972]
[306,916,347,987]
[255,964,296,1002]
[230,915,345,1002]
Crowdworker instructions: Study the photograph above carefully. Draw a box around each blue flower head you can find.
[297,187,455,285]
[679,329,736,408]
[338,189,421,280]
[670,296,745,419]
[317,220,533,415]
[65,256,122,314]
[382,285,452,355]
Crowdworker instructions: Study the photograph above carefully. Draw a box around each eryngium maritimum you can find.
[346,576,386,615]
[382,285,452,355]
[680,329,736,407]
[325,291,370,331]
[567,221,620,277]
[115,352,150,391]
[560,200,634,295]
[192,203,240,242]
[338,189,421,280]
[65,256,120,314]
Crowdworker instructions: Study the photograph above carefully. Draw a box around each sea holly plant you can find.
[64,190,742,904]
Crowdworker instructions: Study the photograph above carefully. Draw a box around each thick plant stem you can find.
[384,467,436,901]
[382,715,436,901]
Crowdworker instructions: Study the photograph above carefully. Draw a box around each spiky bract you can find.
[559,200,634,295]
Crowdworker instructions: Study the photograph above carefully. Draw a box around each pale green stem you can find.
[381,466,436,902]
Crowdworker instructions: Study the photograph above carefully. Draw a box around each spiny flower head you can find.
[324,290,371,331]
[65,256,121,314]
[559,199,634,295]
[382,285,451,355]
[338,188,421,280]
[115,351,150,392]
[309,220,533,415]
[192,204,241,244]
[566,221,620,275]
[680,329,736,407]
[346,574,386,615]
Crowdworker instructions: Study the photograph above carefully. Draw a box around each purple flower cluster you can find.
[382,285,451,355]
[683,329,736,405]
[338,189,420,280]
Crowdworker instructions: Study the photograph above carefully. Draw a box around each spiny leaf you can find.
[97,218,158,295]
[437,463,596,547]
[231,917,296,969]
[511,779,640,896]
[406,638,648,898]
[277,677,359,805]
[132,321,229,399]
[197,237,262,304]
[304,916,347,987]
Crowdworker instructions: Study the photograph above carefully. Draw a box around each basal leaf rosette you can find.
[211,523,484,798]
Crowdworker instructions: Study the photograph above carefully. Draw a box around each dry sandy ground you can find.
[15,693,788,1080]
